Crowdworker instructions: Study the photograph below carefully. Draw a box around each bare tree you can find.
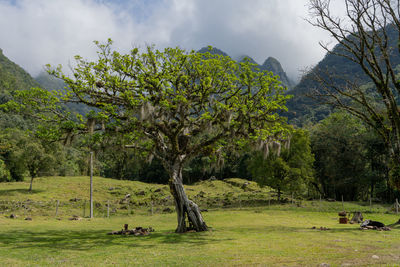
[308,0,400,188]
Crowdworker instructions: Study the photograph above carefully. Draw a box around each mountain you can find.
[35,71,93,116]
[261,57,294,89]
[0,49,41,129]
[238,55,294,89]
[197,47,229,57]
[35,71,66,91]
[287,24,400,125]
[197,47,293,89]
[0,49,39,98]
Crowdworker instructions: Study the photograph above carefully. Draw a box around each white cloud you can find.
[0,0,339,80]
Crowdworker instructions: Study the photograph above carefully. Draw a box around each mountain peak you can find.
[197,47,229,57]
[238,55,258,65]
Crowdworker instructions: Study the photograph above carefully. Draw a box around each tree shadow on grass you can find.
[0,188,44,196]
[0,228,233,251]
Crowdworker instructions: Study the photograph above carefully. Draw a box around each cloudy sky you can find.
[0,0,341,81]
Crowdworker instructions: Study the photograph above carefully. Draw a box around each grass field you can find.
[1,176,400,266]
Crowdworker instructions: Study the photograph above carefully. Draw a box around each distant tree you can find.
[308,0,400,188]
[22,142,55,191]
[4,41,290,232]
[248,129,314,201]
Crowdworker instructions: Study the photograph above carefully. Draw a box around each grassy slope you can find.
[1,177,400,266]
[0,176,273,218]
[0,176,269,202]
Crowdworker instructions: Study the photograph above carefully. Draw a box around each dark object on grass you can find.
[350,212,363,224]
[361,219,385,228]
[25,217,32,221]
[311,226,330,230]
[360,219,390,230]
[338,211,348,224]
[108,225,154,236]
[9,214,17,219]
[69,215,82,221]
[338,211,347,217]
[163,207,173,213]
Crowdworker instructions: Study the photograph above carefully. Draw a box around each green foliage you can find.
[310,112,390,200]
[8,40,290,182]
[0,159,11,182]
[248,129,314,199]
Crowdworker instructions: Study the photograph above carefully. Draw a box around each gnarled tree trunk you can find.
[168,159,208,233]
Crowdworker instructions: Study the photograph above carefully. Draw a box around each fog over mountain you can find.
[0,0,346,81]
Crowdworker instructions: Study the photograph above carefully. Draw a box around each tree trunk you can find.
[29,177,34,192]
[168,160,208,233]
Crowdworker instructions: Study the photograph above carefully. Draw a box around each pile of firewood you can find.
[108,224,154,236]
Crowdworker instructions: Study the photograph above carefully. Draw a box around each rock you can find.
[209,176,216,181]
[319,263,330,267]
[69,215,82,221]
[162,207,173,213]
[24,217,32,221]
[125,194,131,198]
[108,187,115,190]
[372,255,379,259]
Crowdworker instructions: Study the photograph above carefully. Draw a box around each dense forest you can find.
[0,40,398,203]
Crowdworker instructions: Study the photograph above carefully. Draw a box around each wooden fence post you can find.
[83,200,86,218]
[55,200,59,218]
[107,200,110,218]
[90,151,93,219]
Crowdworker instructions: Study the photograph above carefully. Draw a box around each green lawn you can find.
[1,176,400,266]
[1,208,400,266]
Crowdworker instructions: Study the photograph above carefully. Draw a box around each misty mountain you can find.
[35,71,93,116]
[0,49,39,98]
[198,47,294,89]
[286,24,400,125]
[0,49,40,129]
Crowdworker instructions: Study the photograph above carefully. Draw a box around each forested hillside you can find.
[286,24,400,125]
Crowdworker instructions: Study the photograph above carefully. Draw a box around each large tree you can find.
[308,0,400,187]
[5,41,290,232]
[248,129,314,201]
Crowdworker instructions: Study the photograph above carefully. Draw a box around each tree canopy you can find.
[3,40,290,232]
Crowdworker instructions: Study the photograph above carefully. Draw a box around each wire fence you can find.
[1,194,399,219]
